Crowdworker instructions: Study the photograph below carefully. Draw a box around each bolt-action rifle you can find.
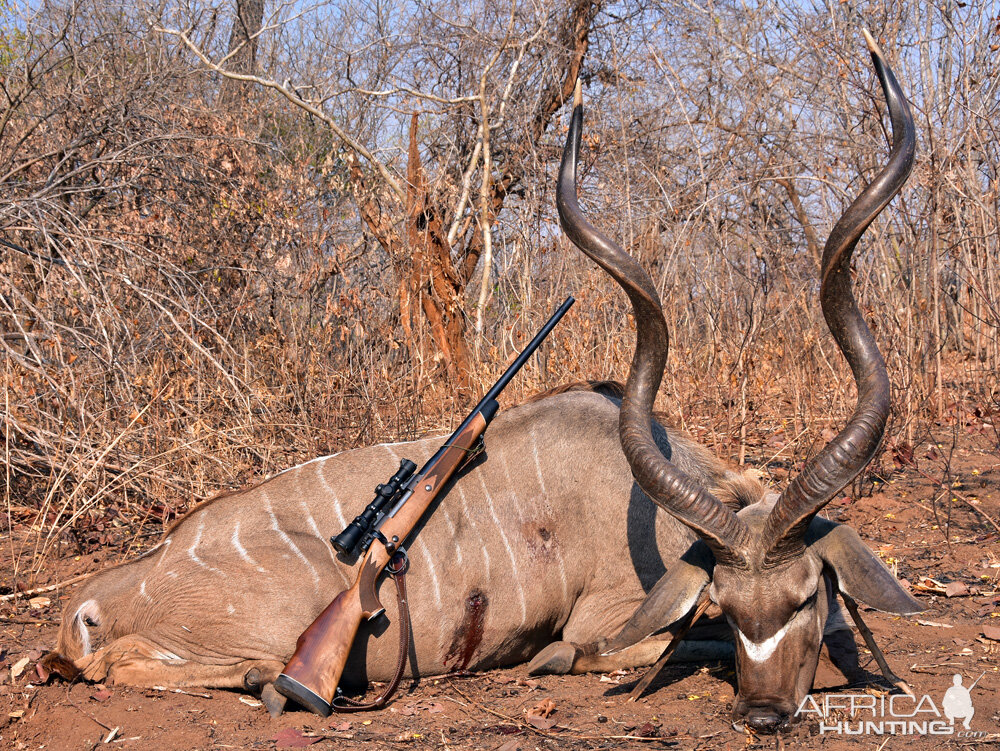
[274,296,575,716]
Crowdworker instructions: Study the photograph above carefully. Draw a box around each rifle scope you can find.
[331,458,417,555]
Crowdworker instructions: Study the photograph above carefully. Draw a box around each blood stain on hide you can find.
[444,590,488,671]
[522,523,558,561]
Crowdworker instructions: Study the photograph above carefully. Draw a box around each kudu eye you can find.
[794,590,818,614]
[83,615,99,627]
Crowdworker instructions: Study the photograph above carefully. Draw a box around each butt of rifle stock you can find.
[274,586,365,716]
[273,673,333,717]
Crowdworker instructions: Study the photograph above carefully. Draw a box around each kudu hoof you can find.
[526,641,578,675]
[261,682,288,718]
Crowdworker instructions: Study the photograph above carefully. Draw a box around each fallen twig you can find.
[0,570,101,601]
[445,678,677,742]
[841,594,914,697]
[913,466,1000,535]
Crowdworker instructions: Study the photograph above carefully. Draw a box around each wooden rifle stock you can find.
[274,295,574,715]
[274,413,490,715]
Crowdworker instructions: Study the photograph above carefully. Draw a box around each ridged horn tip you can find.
[573,78,583,109]
[862,29,884,59]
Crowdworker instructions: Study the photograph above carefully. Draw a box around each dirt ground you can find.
[2,435,999,750]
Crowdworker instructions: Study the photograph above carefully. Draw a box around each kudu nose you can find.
[744,707,789,734]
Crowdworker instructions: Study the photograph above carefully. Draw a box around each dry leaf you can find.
[524,715,557,730]
[10,657,29,681]
[91,689,113,702]
[239,696,263,708]
[526,698,556,719]
[913,577,947,594]
[271,727,320,748]
[28,597,51,609]
[983,625,1000,641]
[945,581,970,598]
[636,722,659,738]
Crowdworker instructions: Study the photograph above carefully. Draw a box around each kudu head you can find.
[558,32,921,733]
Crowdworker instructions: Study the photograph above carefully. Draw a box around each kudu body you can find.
[537,31,922,733]
[49,386,787,697]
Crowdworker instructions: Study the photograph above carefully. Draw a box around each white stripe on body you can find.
[457,485,490,577]
[315,465,347,529]
[274,450,344,477]
[438,505,461,564]
[263,489,320,588]
[529,432,569,599]
[477,473,527,621]
[300,499,337,565]
[188,518,225,576]
[153,538,172,569]
[415,538,443,608]
[231,520,267,574]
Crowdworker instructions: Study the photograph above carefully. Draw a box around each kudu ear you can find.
[601,541,712,655]
[807,517,924,615]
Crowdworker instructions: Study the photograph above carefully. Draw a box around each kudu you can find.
[44,34,915,733]
[535,31,922,732]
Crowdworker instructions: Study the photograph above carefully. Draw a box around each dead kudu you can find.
[43,34,917,732]
[46,382,771,710]
[534,31,922,733]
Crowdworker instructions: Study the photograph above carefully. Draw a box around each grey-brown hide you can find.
[50,386,765,693]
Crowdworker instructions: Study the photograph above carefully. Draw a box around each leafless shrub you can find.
[2,0,998,589]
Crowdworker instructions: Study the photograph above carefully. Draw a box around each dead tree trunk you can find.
[218,0,264,108]
[404,114,473,390]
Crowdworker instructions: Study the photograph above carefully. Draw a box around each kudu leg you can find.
[841,594,914,697]
[527,634,732,677]
[528,593,729,678]
[75,634,285,694]
[261,682,289,717]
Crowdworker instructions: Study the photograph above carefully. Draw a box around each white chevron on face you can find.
[734,617,794,663]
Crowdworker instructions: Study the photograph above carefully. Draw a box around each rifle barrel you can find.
[478,295,576,409]
[437,296,574,452]
[386,296,574,518]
